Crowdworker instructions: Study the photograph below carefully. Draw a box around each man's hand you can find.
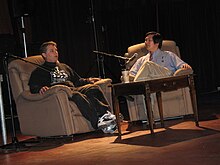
[39,86,49,95]
[181,64,192,70]
[88,77,101,83]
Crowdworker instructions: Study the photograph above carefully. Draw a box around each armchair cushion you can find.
[20,85,73,101]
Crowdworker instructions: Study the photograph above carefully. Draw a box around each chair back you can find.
[8,55,44,101]
[161,40,181,58]
[125,40,180,69]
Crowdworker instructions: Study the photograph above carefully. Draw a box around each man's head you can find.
[40,41,58,62]
[145,31,163,52]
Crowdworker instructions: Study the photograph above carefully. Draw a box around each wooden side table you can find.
[111,74,199,137]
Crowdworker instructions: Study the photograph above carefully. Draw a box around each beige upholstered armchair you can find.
[124,40,194,121]
[8,55,112,137]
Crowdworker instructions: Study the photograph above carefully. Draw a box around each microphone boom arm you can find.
[6,53,82,79]
[93,51,129,60]
[6,53,51,73]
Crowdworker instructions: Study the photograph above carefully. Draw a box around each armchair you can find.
[8,55,112,137]
[124,40,193,121]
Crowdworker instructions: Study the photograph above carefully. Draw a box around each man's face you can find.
[42,44,59,62]
[144,34,159,52]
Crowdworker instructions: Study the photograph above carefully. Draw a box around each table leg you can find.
[112,95,122,137]
[144,84,154,134]
[188,75,199,126]
[156,92,164,127]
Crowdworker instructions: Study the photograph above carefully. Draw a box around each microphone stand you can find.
[20,15,28,58]
[0,55,28,153]
[90,0,105,78]
[0,53,43,153]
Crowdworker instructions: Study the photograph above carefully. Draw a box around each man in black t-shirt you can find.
[28,41,116,134]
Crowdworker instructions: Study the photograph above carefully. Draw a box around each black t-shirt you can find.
[28,61,90,93]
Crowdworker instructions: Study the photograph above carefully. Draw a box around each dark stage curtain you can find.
[158,0,220,93]
[4,0,220,93]
[28,0,98,78]
[28,0,158,82]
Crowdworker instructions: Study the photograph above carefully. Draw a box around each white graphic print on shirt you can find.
[50,66,68,85]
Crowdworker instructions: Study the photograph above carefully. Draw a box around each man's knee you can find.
[85,84,102,93]
[71,91,85,101]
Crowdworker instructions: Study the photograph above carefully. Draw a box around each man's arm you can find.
[29,84,47,94]
[28,66,51,94]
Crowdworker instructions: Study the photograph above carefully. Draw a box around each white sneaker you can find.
[98,111,117,133]
[101,120,117,134]
[98,111,116,127]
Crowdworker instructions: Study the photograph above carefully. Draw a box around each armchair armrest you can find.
[16,84,77,137]
[19,85,73,101]
[174,68,193,76]
[18,79,111,102]
[94,78,112,86]
[94,78,112,92]
[94,78,113,110]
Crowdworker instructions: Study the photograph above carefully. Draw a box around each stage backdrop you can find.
[3,0,220,93]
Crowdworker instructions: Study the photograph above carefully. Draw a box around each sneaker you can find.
[101,120,117,134]
[98,111,117,133]
[98,111,116,128]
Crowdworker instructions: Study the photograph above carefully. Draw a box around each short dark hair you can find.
[39,41,57,54]
[145,31,163,48]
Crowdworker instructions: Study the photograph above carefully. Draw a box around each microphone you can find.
[125,53,138,65]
